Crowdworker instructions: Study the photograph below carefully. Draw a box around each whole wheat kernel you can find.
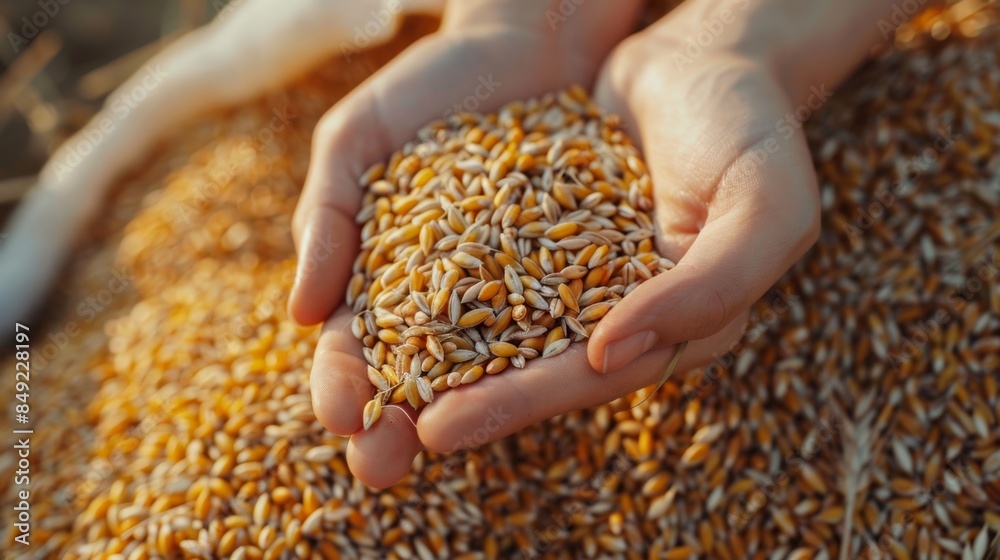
[348,86,673,426]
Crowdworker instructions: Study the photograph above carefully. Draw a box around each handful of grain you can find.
[348,86,673,429]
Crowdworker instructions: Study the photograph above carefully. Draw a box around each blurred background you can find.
[0,0,989,189]
[0,0,990,229]
[0,0,217,225]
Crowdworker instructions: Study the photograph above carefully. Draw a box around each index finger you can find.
[415,316,747,453]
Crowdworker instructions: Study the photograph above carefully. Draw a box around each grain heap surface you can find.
[349,87,672,427]
[2,7,1000,560]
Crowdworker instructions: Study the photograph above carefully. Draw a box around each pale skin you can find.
[290,0,915,487]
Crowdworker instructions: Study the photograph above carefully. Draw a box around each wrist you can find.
[645,0,924,107]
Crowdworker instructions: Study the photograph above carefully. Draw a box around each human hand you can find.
[290,0,644,487]
[416,0,920,466]
[415,4,828,452]
[299,0,904,487]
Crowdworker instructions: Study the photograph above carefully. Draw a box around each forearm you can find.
[441,0,647,70]
[648,0,939,104]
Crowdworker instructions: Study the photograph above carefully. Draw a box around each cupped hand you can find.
[416,19,820,453]
[290,1,644,487]
[295,2,822,488]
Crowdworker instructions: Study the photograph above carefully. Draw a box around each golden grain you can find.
[10,8,1000,559]
[349,88,669,426]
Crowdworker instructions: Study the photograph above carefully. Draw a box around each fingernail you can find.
[602,330,658,374]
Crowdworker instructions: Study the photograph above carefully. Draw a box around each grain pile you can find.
[349,87,673,426]
[3,6,1000,560]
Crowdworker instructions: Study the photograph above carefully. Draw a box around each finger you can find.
[289,34,548,326]
[289,29,618,326]
[288,213,358,326]
[588,51,822,373]
[310,307,374,436]
[589,135,820,373]
[286,84,373,326]
[347,405,423,489]
[311,307,425,487]
[416,314,746,453]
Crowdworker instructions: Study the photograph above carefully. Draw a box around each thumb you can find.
[588,140,821,374]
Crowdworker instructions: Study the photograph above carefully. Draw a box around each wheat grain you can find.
[6,6,1000,559]
[348,86,671,426]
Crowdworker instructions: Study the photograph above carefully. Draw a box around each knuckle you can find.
[314,107,353,149]
[605,34,651,92]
